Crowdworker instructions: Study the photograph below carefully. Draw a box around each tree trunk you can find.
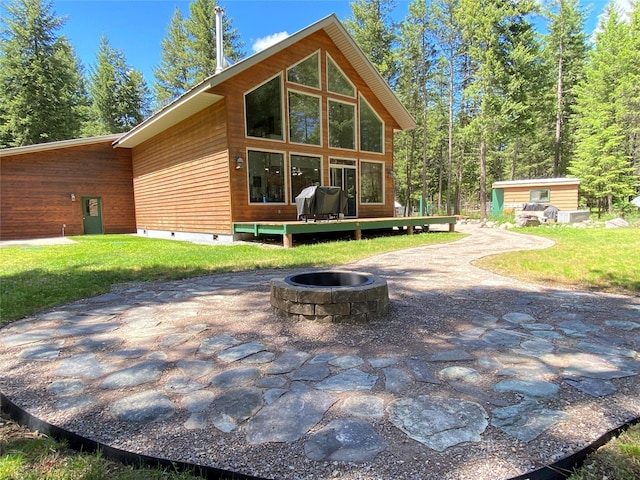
[511,141,518,180]
[422,101,428,215]
[480,136,487,221]
[554,0,565,177]
[405,135,412,215]
[447,43,455,215]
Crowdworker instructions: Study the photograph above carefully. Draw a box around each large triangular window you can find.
[287,51,320,89]
[327,55,355,98]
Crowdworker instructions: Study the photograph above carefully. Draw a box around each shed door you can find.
[492,188,504,216]
[82,197,104,234]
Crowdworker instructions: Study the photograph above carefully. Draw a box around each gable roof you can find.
[114,14,415,149]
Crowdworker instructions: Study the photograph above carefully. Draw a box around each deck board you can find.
[232,216,456,247]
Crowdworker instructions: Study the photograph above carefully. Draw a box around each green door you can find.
[491,188,504,216]
[82,197,104,234]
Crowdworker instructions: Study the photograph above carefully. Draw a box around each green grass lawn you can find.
[567,422,640,480]
[1,226,639,480]
[476,226,640,295]
[0,232,462,324]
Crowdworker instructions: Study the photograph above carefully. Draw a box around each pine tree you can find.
[429,0,466,213]
[570,5,636,215]
[542,0,588,176]
[88,35,151,134]
[154,7,192,108]
[0,0,87,146]
[153,0,244,107]
[457,0,538,220]
[395,0,436,215]
[618,3,640,181]
[345,0,398,86]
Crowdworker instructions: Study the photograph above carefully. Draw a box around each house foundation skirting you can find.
[137,229,234,244]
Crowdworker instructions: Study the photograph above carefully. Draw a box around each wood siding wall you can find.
[132,102,232,234]
[210,29,400,225]
[1,142,135,240]
[502,184,579,211]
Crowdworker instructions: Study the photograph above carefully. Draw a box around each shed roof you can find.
[114,14,416,149]
[492,178,580,189]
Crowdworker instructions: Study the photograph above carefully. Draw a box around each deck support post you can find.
[449,222,456,232]
[354,229,362,241]
[283,233,293,248]
[407,225,414,235]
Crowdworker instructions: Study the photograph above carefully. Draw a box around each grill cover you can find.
[295,186,347,220]
[522,202,547,211]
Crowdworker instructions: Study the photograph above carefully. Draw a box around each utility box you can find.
[557,210,590,224]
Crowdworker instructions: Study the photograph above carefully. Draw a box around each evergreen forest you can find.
[1,0,638,216]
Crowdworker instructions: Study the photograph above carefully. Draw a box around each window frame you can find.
[529,188,551,203]
[289,152,323,204]
[286,50,321,90]
[326,53,356,98]
[327,98,357,151]
[359,95,384,154]
[359,159,385,205]
[287,89,323,147]
[244,73,285,143]
[246,148,288,205]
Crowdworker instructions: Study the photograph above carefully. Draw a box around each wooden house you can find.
[491,178,581,215]
[114,13,415,243]
[1,14,419,243]
[1,135,136,240]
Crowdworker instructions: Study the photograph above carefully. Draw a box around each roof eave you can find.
[492,177,580,188]
[2,134,122,157]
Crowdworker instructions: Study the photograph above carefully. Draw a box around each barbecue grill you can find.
[295,186,347,222]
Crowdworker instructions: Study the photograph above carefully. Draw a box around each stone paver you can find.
[1,224,638,479]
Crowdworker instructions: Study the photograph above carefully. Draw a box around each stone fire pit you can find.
[270,271,388,323]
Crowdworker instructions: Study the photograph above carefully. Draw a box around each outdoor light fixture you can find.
[235,156,244,169]
[387,168,397,179]
[70,193,76,201]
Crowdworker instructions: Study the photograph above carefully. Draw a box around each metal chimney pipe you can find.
[214,6,224,74]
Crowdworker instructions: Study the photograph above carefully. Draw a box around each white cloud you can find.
[595,0,634,29]
[252,31,289,53]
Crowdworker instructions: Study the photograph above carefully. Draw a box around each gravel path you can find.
[1,223,639,480]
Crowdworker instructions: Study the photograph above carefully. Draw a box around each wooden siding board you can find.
[1,143,135,240]
[502,184,579,211]
[132,102,233,234]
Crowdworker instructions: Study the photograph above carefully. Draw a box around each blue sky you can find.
[51,0,631,83]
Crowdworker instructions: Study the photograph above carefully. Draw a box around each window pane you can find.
[287,52,319,88]
[360,97,383,153]
[329,158,356,166]
[87,198,99,216]
[248,150,285,203]
[360,161,383,204]
[529,189,550,202]
[245,76,283,140]
[290,155,321,202]
[327,57,354,97]
[328,100,355,150]
[288,92,321,145]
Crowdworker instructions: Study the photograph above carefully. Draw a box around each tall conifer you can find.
[0,0,86,146]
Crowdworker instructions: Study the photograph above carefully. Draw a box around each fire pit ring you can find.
[270,271,388,323]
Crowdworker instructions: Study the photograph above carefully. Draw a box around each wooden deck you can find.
[232,216,457,248]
